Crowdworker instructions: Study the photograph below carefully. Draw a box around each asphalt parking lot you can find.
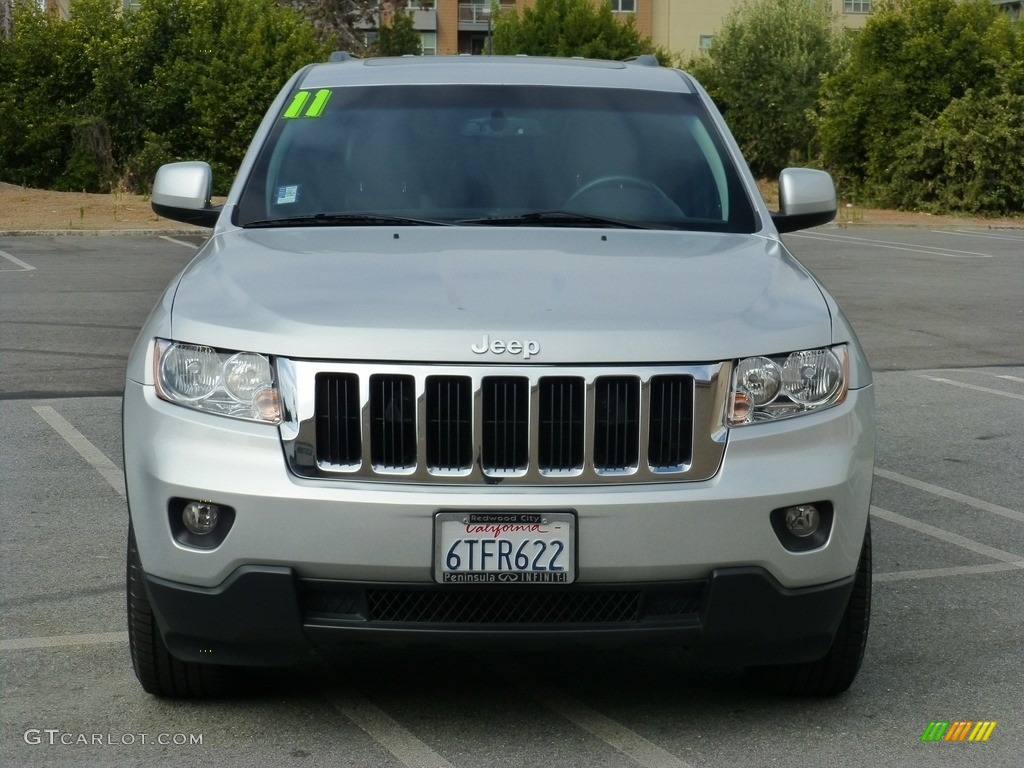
[1,227,1022,767]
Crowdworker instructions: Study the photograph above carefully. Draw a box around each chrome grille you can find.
[281,362,729,485]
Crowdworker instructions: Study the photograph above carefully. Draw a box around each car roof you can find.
[297,55,696,94]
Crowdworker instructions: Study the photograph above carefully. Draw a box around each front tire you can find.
[126,524,232,697]
[748,522,872,696]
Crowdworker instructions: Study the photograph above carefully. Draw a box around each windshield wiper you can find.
[243,213,453,228]
[457,211,652,229]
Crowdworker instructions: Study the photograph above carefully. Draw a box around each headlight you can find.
[153,339,281,423]
[727,345,848,426]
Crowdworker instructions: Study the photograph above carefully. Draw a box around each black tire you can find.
[748,522,872,696]
[126,524,232,698]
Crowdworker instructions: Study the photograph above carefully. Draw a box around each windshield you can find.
[235,84,757,232]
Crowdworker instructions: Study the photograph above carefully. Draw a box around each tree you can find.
[0,0,89,188]
[0,0,330,193]
[491,0,667,62]
[816,0,1021,207]
[1,0,12,39]
[374,9,421,56]
[119,0,330,191]
[685,0,848,179]
[882,86,1024,214]
[275,0,380,54]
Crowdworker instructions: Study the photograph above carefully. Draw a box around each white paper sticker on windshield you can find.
[276,185,300,205]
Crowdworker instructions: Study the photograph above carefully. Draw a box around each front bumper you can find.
[145,565,856,667]
[124,380,874,591]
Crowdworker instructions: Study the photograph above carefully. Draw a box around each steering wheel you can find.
[568,175,664,200]
[565,175,684,218]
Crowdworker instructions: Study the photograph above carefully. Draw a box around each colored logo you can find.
[282,89,331,119]
[920,721,997,742]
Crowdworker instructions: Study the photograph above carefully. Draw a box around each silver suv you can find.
[125,55,874,698]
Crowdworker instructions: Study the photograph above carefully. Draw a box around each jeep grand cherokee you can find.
[124,54,874,698]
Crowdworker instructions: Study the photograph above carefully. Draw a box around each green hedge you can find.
[0,0,330,194]
[816,0,1023,215]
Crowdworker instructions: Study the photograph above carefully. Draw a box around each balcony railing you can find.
[458,1,514,24]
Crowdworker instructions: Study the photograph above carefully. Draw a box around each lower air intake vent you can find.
[301,584,705,626]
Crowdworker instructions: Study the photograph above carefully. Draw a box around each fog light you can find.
[182,502,219,535]
[784,505,820,538]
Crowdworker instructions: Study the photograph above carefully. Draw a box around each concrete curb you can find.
[0,229,208,237]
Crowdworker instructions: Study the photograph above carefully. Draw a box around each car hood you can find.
[168,227,831,363]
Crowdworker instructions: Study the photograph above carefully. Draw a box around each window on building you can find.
[611,0,636,12]
[844,1,871,12]
[421,31,437,56]
[699,35,714,50]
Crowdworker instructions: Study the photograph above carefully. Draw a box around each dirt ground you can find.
[1,181,1021,231]
[0,182,203,232]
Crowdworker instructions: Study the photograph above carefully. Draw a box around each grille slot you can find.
[370,374,416,470]
[315,373,361,467]
[538,377,585,473]
[648,375,694,470]
[426,375,473,472]
[294,363,719,485]
[481,376,529,474]
[594,376,640,472]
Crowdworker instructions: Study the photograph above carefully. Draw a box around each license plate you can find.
[434,511,576,584]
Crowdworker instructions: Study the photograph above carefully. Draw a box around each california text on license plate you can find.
[434,511,576,584]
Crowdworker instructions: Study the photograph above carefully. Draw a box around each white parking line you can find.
[328,690,455,768]
[874,468,1024,524]
[920,375,1024,401]
[0,632,128,651]
[871,506,1023,564]
[159,235,200,249]
[526,684,695,768]
[942,229,1024,243]
[789,231,994,258]
[0,249,36,271]
[32,406,126,498]
[876,561,1024,583]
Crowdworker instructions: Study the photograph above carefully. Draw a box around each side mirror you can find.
[770,168,837,234]
[151,161,222,228]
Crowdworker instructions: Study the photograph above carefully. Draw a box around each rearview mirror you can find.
[771,168,837,234]
[151,161,222,228]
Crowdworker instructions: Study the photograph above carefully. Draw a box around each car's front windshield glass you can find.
[235,84,757,232]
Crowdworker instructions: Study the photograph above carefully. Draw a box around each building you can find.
[12,1,1017,54]
[397,0,873,57]
[651,0,874,56]
[992,0,1022,20]
[397,0,648,56]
